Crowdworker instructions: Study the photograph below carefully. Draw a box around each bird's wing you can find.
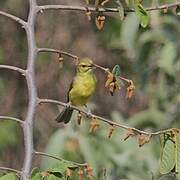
[67,78,74,102]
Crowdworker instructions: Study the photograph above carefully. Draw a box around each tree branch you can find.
[0,167,21,174]
[38,98,170,136]
[34,151,87,167]
[21,0,38,179]
[0,65,26,75]
[37,48,78,59]
[38,2,180,13]
[0,11,27,28]
[0,116,24,124]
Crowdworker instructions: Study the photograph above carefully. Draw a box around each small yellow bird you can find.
[55,58,97,123]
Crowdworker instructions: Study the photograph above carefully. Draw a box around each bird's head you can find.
[77,58,94,74]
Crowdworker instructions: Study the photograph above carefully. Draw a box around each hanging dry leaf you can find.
[58,54,64,68]
[85,9,91,21]
[126,80,135,99]
[89,118,100,133]
[77,169,84,180]
[124,128,136,141]
[105,72,119,96]
[84,165,93,180]
[77,111,82,125]
[66,168,72,178]
[105,72,114,88]
[108,125,115,138]
[95,15,105,30]
[138,134,152,147]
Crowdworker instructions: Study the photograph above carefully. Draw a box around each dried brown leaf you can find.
[126,80,135,99]
[89,118,100,133]
[77,111,82,125]
[66,168,72,178]
[138,134,152,147]
[78,169,84,180]
[124,128,136,141]
[95,15,105,30]
[108,125,115,138]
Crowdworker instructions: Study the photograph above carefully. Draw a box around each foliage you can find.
[0,0,179,179]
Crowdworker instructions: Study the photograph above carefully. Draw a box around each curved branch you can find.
[21,0,38,179]
[0,167,21,174]
[37,48,78,59]
[34,151,87,167]
[38,98,169,136]
[0,11,27,28]
[0,65,26,75]
[0,116,24,124]
[38,2,180,13]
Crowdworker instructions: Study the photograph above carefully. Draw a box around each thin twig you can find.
[0,65,26,75]
[37,48,78,59]
[38,2,180,13]
[0,116,24,124]
[0,167,21,174]
[38,98,170,136]
[0,11,27,28]
[34,151,87,167]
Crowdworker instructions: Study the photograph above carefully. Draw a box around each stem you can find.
[0,167,21,174]
[21,0,38,179]
[38,98,170,136]
[34,151,87,167]
[0,116,24,124]
[0,65,26,75]
[38,2,180,13]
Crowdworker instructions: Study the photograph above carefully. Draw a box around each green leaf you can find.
[159,133,175,174]
[30,167,43,180]
[0,173,16,180]
[176,5,180,15]
[112,65,121,77]
[175,132,180,172]
[158,42,176,76]
[134,0,149,28]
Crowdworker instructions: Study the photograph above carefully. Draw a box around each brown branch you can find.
[37,48,78,59]
[38,2,180,13]
[0,167,21,174]
[34,151,87,167]
[0,65,26,75]
[0,11,27,28]
[0,116,24,124]
[38,98,170,136]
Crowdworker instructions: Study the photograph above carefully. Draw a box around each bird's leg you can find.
[84,104,93,118]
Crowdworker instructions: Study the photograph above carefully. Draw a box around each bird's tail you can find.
[55,106,73,124]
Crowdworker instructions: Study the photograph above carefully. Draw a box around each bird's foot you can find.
[86,109,93,118]
[65,102,71,108]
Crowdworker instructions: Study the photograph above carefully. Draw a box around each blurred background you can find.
[0,0,179,179]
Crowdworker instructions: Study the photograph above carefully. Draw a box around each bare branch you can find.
[0,11,27,28]
[0,167,21,174]
[0,116,24,124]
[38,2,180,13]
[38,98,170,136]
[21,0,38,179]
[37,48,78,59]
[0,65,26,75]
[34,151,87,167]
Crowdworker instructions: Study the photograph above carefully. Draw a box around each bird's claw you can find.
[65,102,71,108]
